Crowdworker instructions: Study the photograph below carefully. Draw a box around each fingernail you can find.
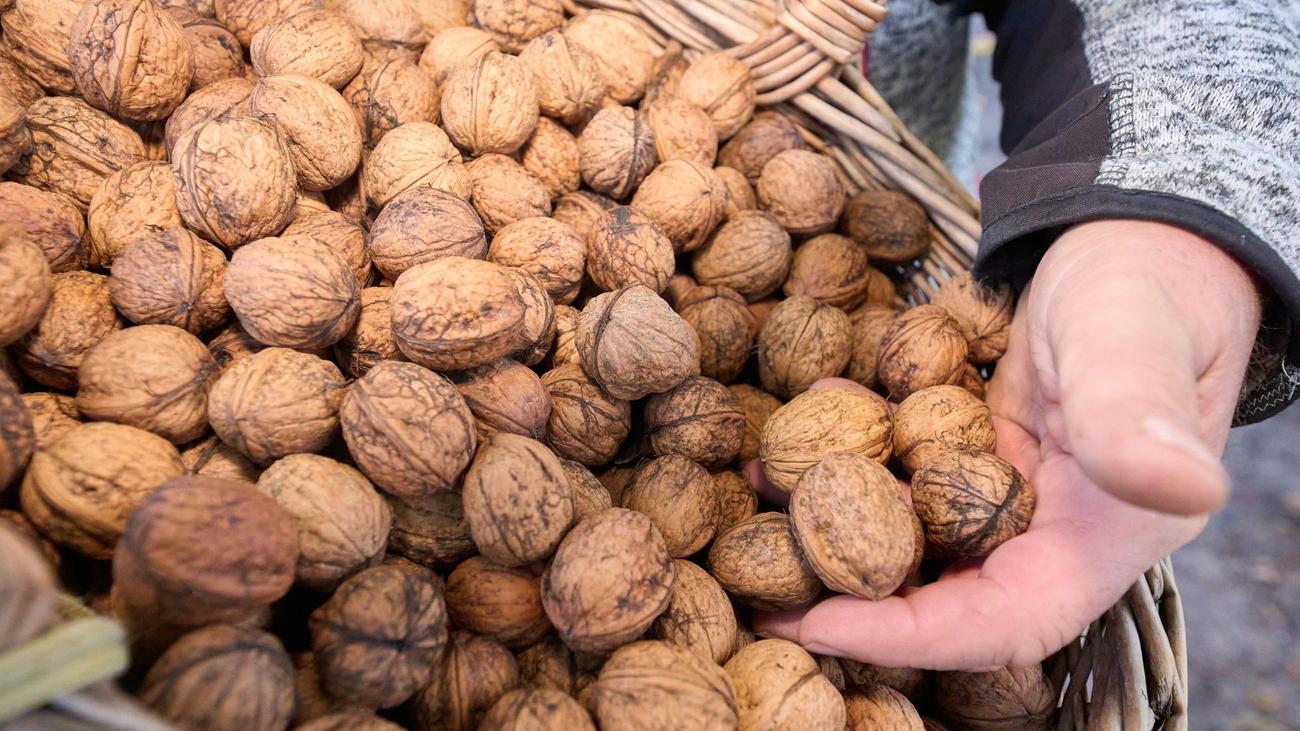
[1141,417,1224,474]
[803,642,842,657]
[753,628,772,639]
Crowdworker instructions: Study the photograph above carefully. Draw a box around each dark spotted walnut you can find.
[622,455,718,558]
[0,182,86,273]
[841,190,931,263]
[911,450,1036,558]
[344,55,440,147]
[387,491,475,571]
[644,376,744,468]
[691,210,791,302]
[461,433,574,566]
[540,364,631,468]
[892,385,996,474]
[479,688,595,731]
[584,206,675,293]
[12,271,123,390]
[454,359,551,440]
[756,149,845,236]
[650,559,738,664]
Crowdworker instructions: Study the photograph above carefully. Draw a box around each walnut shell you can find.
[517,31,604,125]
[577,285,698,400]
[330,0,426,61]
[455,358,551,440]
[728,384,780,464]
[12,271,124,390]
[839,660,925,697]
[258,454,391,589]
[488,217,585,306]
[113,475,298,625]
[0,54,45,108]
[691,210,791,301]
[842,189,930,263]
[643,96,717,168]
[725,639,846,731]
[419,25,499,85]
[714,166,756,218]
[251,9,364,88]
[297,711,406,731]
[388,490,474,569]
[248,74,363,191]
[140,625,295,731]
[0,182,86,273]
[415,0,472,40]
[9,97,146,210]
[180,434,260,482]
[931,271,1014,364]
[365,123,467,208]
[521,117,581,200]
[585,206,675,293]
[340,360,476,497]
[0,0,81,94]
[412,630,520,731]
[461,433,574,566]
[623,455,717,558]
[549,305,581,367]
[790,453,916,599]
[562,10,657,104]
[69,0,194,121]
[441,51,539,156]
[707,512,821,611]
[20,392,80,450]
[283,209,373,288]
[644,376,744,468]
[85,161,183,268]
[171,115,297,249]
[0,97,31,176]
[678,52,756,141]
[163,75,254,151]
[553,190,616,239]
[75,325,217,443]
[333,287,403,377]
[345,54,441,146]
[168,7,247,91]
[467,154,552,234]
[756,149,845,236]
[540,363,631,467]
[893,386,996,474]
[541,508,675,653]
[631,159,728,253]
[447,556,550,648]
[516,635,576,694]
[757,295,852,399]
[224,235,360,348]
[469,0,563,53]
[206,321,266,371]
[935,667,1055,731]
[310,564,450,709]
[712,470,757,533]
[577,106,656,200]
[391,256,525,370]
[876,304,969,400]
[369,185,484,279]
[845,684,925,731]
[215,0,320,47]
[784,233,875,310]
[759,386,891,492]
[650,559,739,664]
[508,268,557,365]
[846,305,897,389]
[0,226,51,348]
[911,450,1035,558]
[480,688,595,731]
[207,348,346,465]
[678,286,756,384]
[560,459,614,521]
[593,640,738,730]
[718,112,806,183]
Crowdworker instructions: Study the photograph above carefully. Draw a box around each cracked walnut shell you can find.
[644,375,744,469]
[911,450,1036,558]
[540,363,630,467]
[692,210,791,301]
[248,74,363,191]
[631,159,728,253]
[585,206,675,294]
[576,284,698,400]
[69,0,195,121]
[877,304,969,400]
[446,556,550,649]
[368,184,484,279]
[462,433,574,567]
[517,31,604,125]
[931,271,1014,364]
[12,271,123,391]
[108,230,230,334]
[594,640,738,731]
[893,385,996,474]
[757,149,845,236]
[726,640,846,731]
[391,256,526,371]
[760,386,892,493]
[757,295,852,399]
[441,51,539,156]
[650,560,739,664]
[578,106,656,200]
[707,512,822,611]
[224,235,360,349]
[623,455,718,558]
[251,9,364,88]
[678,52,756,141]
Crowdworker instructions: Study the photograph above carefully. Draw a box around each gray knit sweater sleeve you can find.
[966,0,1300,422]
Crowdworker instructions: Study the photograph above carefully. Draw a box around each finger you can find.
[744,458,788,507]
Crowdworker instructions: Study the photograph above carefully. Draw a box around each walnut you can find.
[643,96,717,168]
[630,160,728,254]
[678,286,756,384]
[726,640,846,731]
[75,325,217,443]
[784,233,875,310]
[158,0,216,17]
[215,0,319,47]
[163,77,250,151]
[577,106,656,200]
[8,97,146,210]
[934,667,1055,731]
[959,362,987,399]
[596,467,633,508]
[166,8,246,92]
[113,475,298,624]
[585,206,675,293]
[553,190,616,239]
[0,54,45,107]
[712,470,757,533]
[224,235,360,348]
[462,433,574,566]
[412,631,520,731]
[0,182,86,273]
[911,450,1035,558]
[12,271,123,390]
[707,512,821,610]
[258,454,391,589]
[69,0,194,121]
[416,0,471,38]
[650,560,738,664]
[713,166,756,219]
[310,564,450,709]
[662,272,699,309]
[560,459,614,521]
[549,305,581,367]
[0,375,34,492]
[641,43,687,104]
[171,115,297,249]
[577,285,698,400]
[330,0,426,62]
[756,295,852,399]
[563,10,658,104]
[455,359,551,440]
[757,150,845,235]
[593,640,738,730]
[678,52,756,141]
[876,304,968,400]
[180,435,260,482]
[480,688,595,731]
[251,9,364,88]
[644,376,744,468]
[839,660,925,697]
[691,210,791,301]
[0,226,51,348]
[86,161,184,268]
[846,305,897,388]
[931,272,1014,364]
[542,508,674,653]
[517,31,604,126]
[283,210,373,288]
[441,51,538,156]
[718,112,806,183]
[369,186,484,279]
[20,392,80,449]
[344,55,441,146]
[516,635,576,694]
[728,384,780,464]
[893,386,995,474]
[469,0,563,53]
[325,169,368,223]
[140,625,295,731]
[842,190,930,263]
[488,217,585,305]
[207,348,346,465]
[297,711,406,731]
[541,364,631,467]
[759,386,891,492]
[446,556,549,648]
[419,26,499,85]
[0,0,81,94]
[386,491,473,570]
[789,453,915,600]
[391,256,526,370]
[521,117,581,200]
[507,268,557,366]
[0,97,30,176]
[333,287,402,377]
[845,684,925,730]
[623,455,717,558]
[467,154,552,234]
[365,123,468,211]
[248,74,363,191]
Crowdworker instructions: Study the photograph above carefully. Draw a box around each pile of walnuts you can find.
[0,1,1051,730]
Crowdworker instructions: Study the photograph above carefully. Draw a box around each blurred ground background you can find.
[965,23,1300,731]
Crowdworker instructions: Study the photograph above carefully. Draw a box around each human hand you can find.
[752,220,1262,670]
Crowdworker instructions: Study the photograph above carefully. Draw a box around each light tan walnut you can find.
[68,0,195,121]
